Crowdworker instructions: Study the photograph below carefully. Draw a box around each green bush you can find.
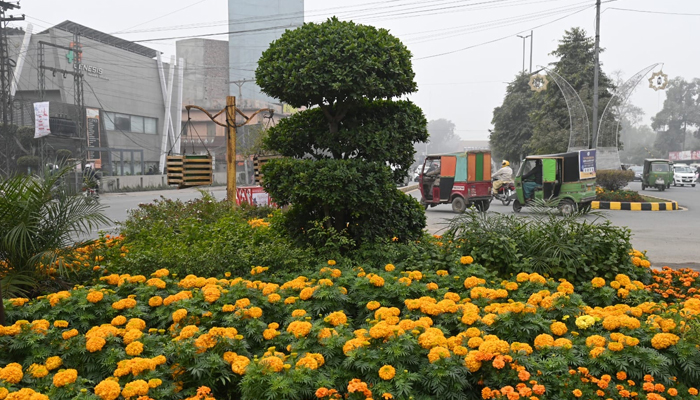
[596,189,644,202]
[596,169,635,191]
[445,211,649,287]
[111,193,315,278]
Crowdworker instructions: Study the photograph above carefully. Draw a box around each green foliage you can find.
[263,158,426,246]
[445,210,649,286]
[651,77,700,154]
[256,18,427,248]
[490,72,541,162]
[112,193,316,278]
[16,155,40,168]
[596,189,644,202]
[256,17,417,108]
[596,169,635,191]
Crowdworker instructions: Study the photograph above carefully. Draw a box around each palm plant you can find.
[0,166,110,324]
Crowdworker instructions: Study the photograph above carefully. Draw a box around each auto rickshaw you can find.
[512,150,597,215]
[419,150,492,212]
[641,159,673,191]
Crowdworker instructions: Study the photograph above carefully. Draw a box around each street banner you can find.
[86,108,101,161]
[669,152,679,161]
[579,149,596,179]
[692,150,700,161]
[33,101,51,138]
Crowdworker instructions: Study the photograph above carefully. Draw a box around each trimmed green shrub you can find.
[596,169,635,191]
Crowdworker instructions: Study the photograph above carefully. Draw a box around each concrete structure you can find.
[9,21,182,176]
[228,0,304,109]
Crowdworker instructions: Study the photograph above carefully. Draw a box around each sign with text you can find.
[33,102,51,138]
[578,149,596,179]
[86,108,101,161]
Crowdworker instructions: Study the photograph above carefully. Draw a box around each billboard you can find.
[669,151,693,161]
[33,102,51,138]
[86,108,101,161]
[578,149,596,179]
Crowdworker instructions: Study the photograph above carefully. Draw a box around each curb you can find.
[591,200,679,211]
[400,184,419,193]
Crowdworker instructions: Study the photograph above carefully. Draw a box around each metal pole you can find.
[529,30,533,74]
[517,34,531,73]
[226,96,237,203]
[591,0,601,149]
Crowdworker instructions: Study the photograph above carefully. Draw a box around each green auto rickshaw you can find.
[641,159,673,191]
[513,150,597,215]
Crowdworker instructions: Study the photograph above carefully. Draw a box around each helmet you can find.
[502,160,510,167]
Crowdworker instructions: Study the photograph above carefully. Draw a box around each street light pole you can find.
[591,0,601,149]
[529,30,533,74]
[517,33,531,72]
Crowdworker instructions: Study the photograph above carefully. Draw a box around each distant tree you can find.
[255,18,428,246]
[490,72,541,163]
[651,78,700,154]
[425,119,460,154]
[529,27,616,153]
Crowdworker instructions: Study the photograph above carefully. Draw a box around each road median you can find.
[591,200,679,211]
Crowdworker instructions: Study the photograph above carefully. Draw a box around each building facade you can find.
[228,0,304,109]
[9,21,181,176]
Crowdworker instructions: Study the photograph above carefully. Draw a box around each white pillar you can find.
[174,57,184,155]
[11,24,33,97]
[158,56,176,174]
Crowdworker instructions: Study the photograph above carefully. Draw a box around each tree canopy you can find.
[651,77,700,154]
[256,18,427,246]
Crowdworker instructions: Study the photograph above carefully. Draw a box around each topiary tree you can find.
[255,17,428,246]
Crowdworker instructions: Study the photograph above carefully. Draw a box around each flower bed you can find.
[2,254,700,400]
[595,188,645,203]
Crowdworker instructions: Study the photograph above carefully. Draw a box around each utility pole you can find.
[529,30,533,74]
[591,0,601,149]
[0,0,24,177]
[72,28,86,167]
[516,33,531,73]
[186,96,272,204]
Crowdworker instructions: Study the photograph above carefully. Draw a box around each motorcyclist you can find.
[492,160,513,195]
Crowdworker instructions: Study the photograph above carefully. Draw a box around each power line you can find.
[607,7,700,17]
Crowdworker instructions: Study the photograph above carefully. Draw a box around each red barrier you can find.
[236,186,273,207]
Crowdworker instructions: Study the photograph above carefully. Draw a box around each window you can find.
[114,114,131,131]
[145,118,157,134]
[104,112,115,130]
[103,112,157,134]
[131,116,144,133]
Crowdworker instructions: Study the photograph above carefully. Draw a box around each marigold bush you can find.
[2,251,700,400]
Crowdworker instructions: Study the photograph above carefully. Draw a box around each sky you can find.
[12,0,700,142]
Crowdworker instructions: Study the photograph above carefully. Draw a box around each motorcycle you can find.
[492,180,515,206]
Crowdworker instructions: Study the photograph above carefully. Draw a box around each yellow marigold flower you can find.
[53,368,78,387]
[369,274,385,287]
[366,301,381,310]
[86,336,107,352]
[300,287,316,300]
[295,355,320,370]
[426,282,439,291]
[385,264,395,272]
[557,281,574,294]
[325,311,348,326]
[54,320,69,328]
[378,365,396,380]
[0,363,23,384]
[575,315,596,329]
[260,356,284,372]
[123,329,143,345]
[285,296,297,304]
[608,342,624,352]
[460,256,474,264]
[148,379,162,388]
[263,329,280,340]
[572,389,583,397]
[650,333,680,350]
[287,320,313,338]
[610,281,621,289]
[121,379,149,398]
[9,298,29,307]
[126,318,146,331]
[550,321,568,336]
[436,270,449,276]
[178,325,199,340]
[292,309,307,318]
[534,334,555,349]
[151,268,169,278]
[148,296,163,307]
[267,293,282,303]
[510,342,533,355]
[591,277,605,288]
[95,379,122,400]
[110,316,127,326]
[27,364,49,379]
[427,346,451,363]
[112,298,137,310]
[126,341,144,356]
[327,260,336,266]
[585,335,607,348]
[553,338,573,349]
[45,356,62,371]
[463,276,485,289]
[87,291,104,303]
[61,329,79,340]
[172,309,188,324]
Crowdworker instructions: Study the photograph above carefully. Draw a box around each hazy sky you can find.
[14,0,700,141]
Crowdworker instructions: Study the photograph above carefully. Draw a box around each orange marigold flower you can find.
[378,365,396,380]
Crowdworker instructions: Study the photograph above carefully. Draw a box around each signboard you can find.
[86,108,101,161]
[578,149,596,179]
[33,102,51,138]
[669,151,694,161]
[236,186,273,207]
[693,150,700,161]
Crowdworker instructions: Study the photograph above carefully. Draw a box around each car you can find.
[672,164,696,187]
[629,165,643,181]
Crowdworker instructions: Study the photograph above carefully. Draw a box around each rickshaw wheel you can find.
[512,199,522,213]
[558,199,577,216]
[580,202,592,214]
[641,184,646,190]
[451,196,467,213]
